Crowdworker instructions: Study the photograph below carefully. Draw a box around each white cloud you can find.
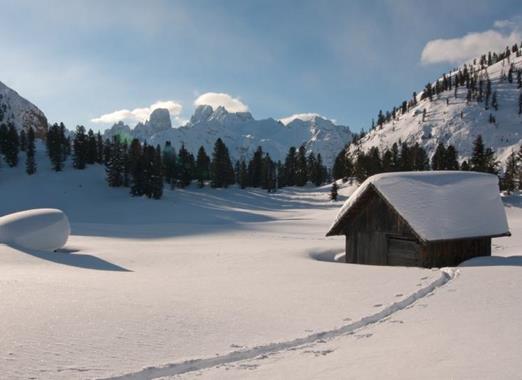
[421,20,522,65]
[194,92,248,113]
[279,113,322,125]
[91,100,183,125]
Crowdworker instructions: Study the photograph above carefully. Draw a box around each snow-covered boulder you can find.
[0,209,70,251]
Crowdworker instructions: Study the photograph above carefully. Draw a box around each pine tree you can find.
[86,129,97,164]
[295,146,308,186]
[4,123,19,167]
[210,138,234,188]
[445,145,460,170]
[162,141,177,188]
[431,143,446,170]
[283,147,297,186]
[129,139,145,196]
[332,149,348,180]
[96,132,104,163]
[238,160,248,189]
[330,182,338,201]
[105,136,125,187]
[19,129,27,152]
[470,135,486,172]
[248,146,264,187]
[399,143,412,171]
[460,160,470,171]
[177,144,192,188]
[47,123,65,171]
[151,145,164,199]
[195,146,210,187]
[72,125,88,169]
[25,127,36,175]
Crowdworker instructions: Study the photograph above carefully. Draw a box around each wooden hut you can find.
[326,171,510,268]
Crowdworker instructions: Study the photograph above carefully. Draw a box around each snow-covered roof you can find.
[327,171,510,242]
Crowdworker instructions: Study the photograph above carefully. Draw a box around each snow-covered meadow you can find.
[0,159,521,379]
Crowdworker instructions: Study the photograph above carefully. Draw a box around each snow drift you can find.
[0,209,70,251]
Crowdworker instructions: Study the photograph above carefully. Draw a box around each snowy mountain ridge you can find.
[0,81,48,137]
[351,51,522,165]
[104,105,353,167]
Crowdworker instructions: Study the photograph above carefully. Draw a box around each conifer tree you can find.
[177,144,193,188]
[210,138,234,188]
[4,123,19,167]
[262,153,276,192]
[129,139,145,196]
[332,149,348,180]
[96,132,104,163]
[19,129,27,152]
[86,129,97,164]
[460,160,470,171]
[47,123,65,171]
[105,136,125,187]
[247,146,264,187]
[25,127,36,175]
[73,125,88,169]
[295,146,308,186]
[151,145,164,199]
[431,143,446,170]
[162,141,177,188]
[283,147,297,186]
[195,145,210,187]
[470,135,486,171]
[238,160,249,189]
[445,145,460,170]
[330,182,338,201]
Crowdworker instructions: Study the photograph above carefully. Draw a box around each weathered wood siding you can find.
[342,185,492,268]
[420,237,491,267]
[343,186,417,265]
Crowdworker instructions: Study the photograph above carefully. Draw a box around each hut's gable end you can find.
[343,186,419,265]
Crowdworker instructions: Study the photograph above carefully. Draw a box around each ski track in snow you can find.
[102,268,459,380]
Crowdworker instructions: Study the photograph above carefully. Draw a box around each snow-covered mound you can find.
[0,209,70,251]
[352,52,522,164]
[328,171,510,241]
[0,81,48,137]
[104,105,352,167]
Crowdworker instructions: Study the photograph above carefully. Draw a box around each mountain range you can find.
[103,105,353,167]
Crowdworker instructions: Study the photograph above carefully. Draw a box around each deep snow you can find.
[0,158,520,379]
[328,171,510,241]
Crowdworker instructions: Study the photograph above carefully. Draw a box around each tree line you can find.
[0,121,330,199]
[332,134,499,183]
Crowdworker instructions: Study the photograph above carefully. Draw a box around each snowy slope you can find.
[0,81,48,137]
[104,105,353,167]
[352,53,522,164]
[0,154,520,379]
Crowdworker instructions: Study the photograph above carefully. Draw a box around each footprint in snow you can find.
[373,304,383,308]
[355,333,373,339]
[395,293,403,297]
[421,276,428,280]
[343,317,352,321]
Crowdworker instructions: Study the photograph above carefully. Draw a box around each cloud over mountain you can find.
[194,92,248,113]
[91,100,183,125]
[421,18,522,65]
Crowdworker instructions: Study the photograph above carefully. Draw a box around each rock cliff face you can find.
[0,81,48,138]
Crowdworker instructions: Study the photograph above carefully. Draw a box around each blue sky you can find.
[1,0,520,132]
